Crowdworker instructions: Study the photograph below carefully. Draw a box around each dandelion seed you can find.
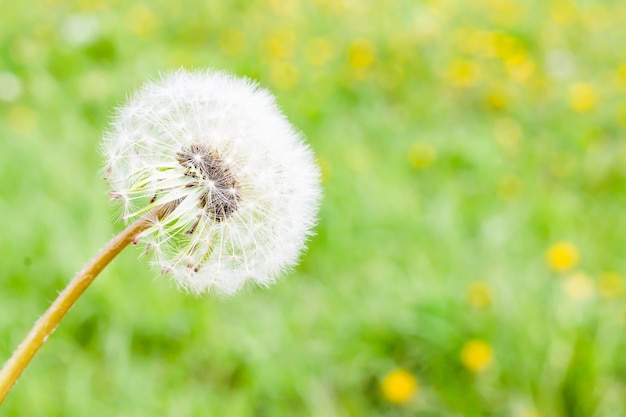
[103,69,321,295]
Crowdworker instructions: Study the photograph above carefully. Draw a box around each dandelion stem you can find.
[0,207,163,405]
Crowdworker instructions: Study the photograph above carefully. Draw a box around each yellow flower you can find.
[461,339,493,373]
[267,29,296,59]
[617,63,626,90]
[546,241,579,272]
[348,39,375,70]
[408,141,437,170]
[516,410,542,417]
[447,59,479,88]
[8,105,37,135]
[467,281,491,308]
[380,369,418,404]
[218,28,246,56]
[506,53,536,83]
[598,272,625,299]
[126,5,157,37]
[498,174,523,200]
[484,88,509,110]
[493,117,522,153]
[269,61,299,91]
[569,83,597,112]
[305,37,334,67]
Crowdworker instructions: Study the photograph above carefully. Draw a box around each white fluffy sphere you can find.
[103,69,321,295]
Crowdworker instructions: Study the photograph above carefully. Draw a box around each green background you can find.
[1,0,625,415]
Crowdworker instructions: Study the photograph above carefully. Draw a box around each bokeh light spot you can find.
[598,272,625,299]
[8,105,37,135]
[348,39,375,70]
[546,241,579,272]
[467,281,491,308]
[562,272,594,301]
[408,141,437,170]
[569,83,597,112]
[305,37,333,67]
[380,369,418,404]
[461,339,493,373]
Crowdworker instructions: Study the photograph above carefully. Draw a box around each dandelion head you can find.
[102,69,321,295]
[380,368,418,405]
[460,339,493,373]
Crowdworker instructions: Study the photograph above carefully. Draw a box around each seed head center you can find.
[176,144,239,222]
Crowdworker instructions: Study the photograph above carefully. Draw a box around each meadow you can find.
[0,0,625,415]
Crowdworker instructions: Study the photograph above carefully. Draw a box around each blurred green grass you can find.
[1,0,625,415]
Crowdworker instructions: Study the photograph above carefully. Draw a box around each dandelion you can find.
[305,37,334,67]
[0,69,321,402]
[447,59,479,88]
[408,141,437,170]
[467,280,491,308]
[546,241,579,272]
[569,83,597,112]
[380,369,418,404]
[461,339,493,373]
[598,272,625,299]
[104,69,321,294]
[348,39,375,70]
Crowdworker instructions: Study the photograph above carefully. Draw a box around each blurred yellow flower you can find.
[562,272,594,301]
[546,241,579,272]
[305,37,334,67]
[550,1,579,24]
[408,141,437,170]
[8,105,37,135]
[598,272,625,299]
[461,339,493,373]
[617,63,626,90]
[267,29,296,59]
[498,174,523,200]
[126,5,157,37]
[448,59,479,88]
[270,0,299,17]
[348,39,375,70]
[77,0,107,12]
[516,410,542,417]
[569,83,597,112]
[494,117,522,152]
[492,33,523,60]
[467,281,491,308]
[506,53,536,83]
[484,89,509,110]
[270,61,299,91]
[218,28,246,56]
[488,0,523,26]
[380,369,418,404]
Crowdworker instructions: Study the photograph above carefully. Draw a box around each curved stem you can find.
[0,208,160,405]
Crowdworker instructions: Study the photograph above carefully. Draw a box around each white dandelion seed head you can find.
[102,69,321,295]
